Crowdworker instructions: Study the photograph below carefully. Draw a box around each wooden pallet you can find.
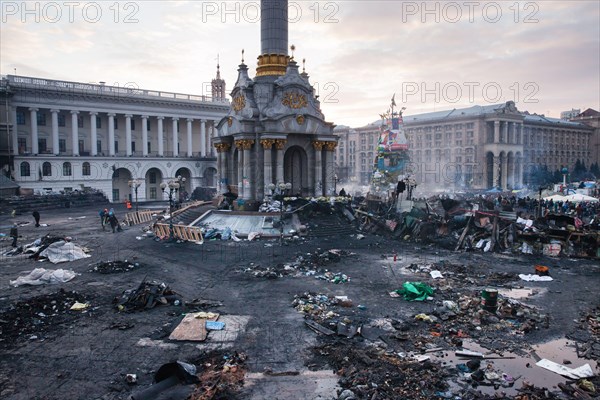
[153,222,204,243]
[124,210,156,226]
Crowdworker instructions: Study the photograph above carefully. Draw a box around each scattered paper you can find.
[519,274,553,282]
[70,302,90,311]
[536,359,594,379]
[430,270,443,279]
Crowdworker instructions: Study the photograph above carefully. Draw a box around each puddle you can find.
[497,287,547,299]
[432,338,598,396]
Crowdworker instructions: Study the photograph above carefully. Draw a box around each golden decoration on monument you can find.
[325,142,337,151]
[227,117,233,127]
[282,92,307,109]
[296,114,305,125]
[232,94,246,112]
[260,139,276,149]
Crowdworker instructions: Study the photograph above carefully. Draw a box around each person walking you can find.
[109,213,119,233]
[10,223,18,247]
[99,208,108,231]
[32,210,40,227]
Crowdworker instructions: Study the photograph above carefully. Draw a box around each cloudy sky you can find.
[1,0,598,127]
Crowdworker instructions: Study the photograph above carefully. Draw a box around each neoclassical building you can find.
[335,101,595,190]
[0,72,229,202]
[213,0,338,201]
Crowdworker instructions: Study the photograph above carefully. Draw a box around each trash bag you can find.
[394,282,434,301]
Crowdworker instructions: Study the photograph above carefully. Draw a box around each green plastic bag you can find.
[395,282,434,301]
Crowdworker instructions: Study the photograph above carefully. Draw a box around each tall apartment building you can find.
[0,73,229,202]
[335,101,596,190]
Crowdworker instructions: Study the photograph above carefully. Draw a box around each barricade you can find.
[124,210,156,226]
[153,223,204,244]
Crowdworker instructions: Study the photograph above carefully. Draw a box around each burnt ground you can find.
[0,204,599,400]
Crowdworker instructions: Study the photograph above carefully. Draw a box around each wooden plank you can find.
[305,320,335,336]
[169,312,220,341]
[455,216,472,251]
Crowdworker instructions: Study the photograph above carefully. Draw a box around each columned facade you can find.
[2,74,229,202]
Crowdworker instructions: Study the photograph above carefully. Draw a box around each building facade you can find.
[0,73,229,202]
[335,101,595,190]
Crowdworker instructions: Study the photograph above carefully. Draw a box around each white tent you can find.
[563,193,599,203]
[543,194,566,201]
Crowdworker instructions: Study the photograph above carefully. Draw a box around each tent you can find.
[563,193,599,203]
[543,194,566,202]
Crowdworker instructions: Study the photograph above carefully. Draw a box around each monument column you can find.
[324,142,337,195]
[29,108,39,154]
[157,117,164,156]
[261,139,275,195]
[108,113,116,156]
[274,139,286,184]
[312,141,324,196]
[237,139,254,200]
[90,112,98,156]
[50,109,60,155]
[235,141,244,199]
[70,110,79,156]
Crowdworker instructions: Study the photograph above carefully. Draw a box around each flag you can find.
[391,93,396,107]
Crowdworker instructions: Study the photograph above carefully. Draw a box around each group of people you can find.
[99,208,122,233]
[9,210,41,247]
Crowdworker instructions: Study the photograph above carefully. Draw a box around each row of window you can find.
[17,111,176,131]
[18,137,157,154]
[20,161,89,177]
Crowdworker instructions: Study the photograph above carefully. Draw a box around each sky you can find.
[1,0,599,127]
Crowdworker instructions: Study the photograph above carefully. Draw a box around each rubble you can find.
[239,249,354,280]
[188,351,247,400]
[0,289,90,348]
[113,279,182,312]
[300,193,600,259]
[89,260,141,274]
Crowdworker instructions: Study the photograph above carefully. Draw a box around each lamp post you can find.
[333,174,338,196]
[160,175,186,241]
[128,179,141,212]
[269,182,291,245]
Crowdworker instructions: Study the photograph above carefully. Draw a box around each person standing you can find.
[10,223,18,247]
[32,210,40,227]
[99,209,108,231]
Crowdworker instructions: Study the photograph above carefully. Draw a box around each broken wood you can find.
[455,216,472,251]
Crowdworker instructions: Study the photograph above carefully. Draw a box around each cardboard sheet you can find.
[169,312,219,341]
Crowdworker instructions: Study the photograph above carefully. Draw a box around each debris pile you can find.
[240,249,353,280]
[114,279,182,312]
[89,260,141,274]
[0,289,90,348]
[188,351,247,400]
[309,341,452,399]
[303,195,600,259]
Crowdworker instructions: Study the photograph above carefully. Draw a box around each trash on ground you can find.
[10,268,78,287]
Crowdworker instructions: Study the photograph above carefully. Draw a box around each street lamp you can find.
[160,175,186,241]
[333,174,338,195]
[128,179,141,212]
